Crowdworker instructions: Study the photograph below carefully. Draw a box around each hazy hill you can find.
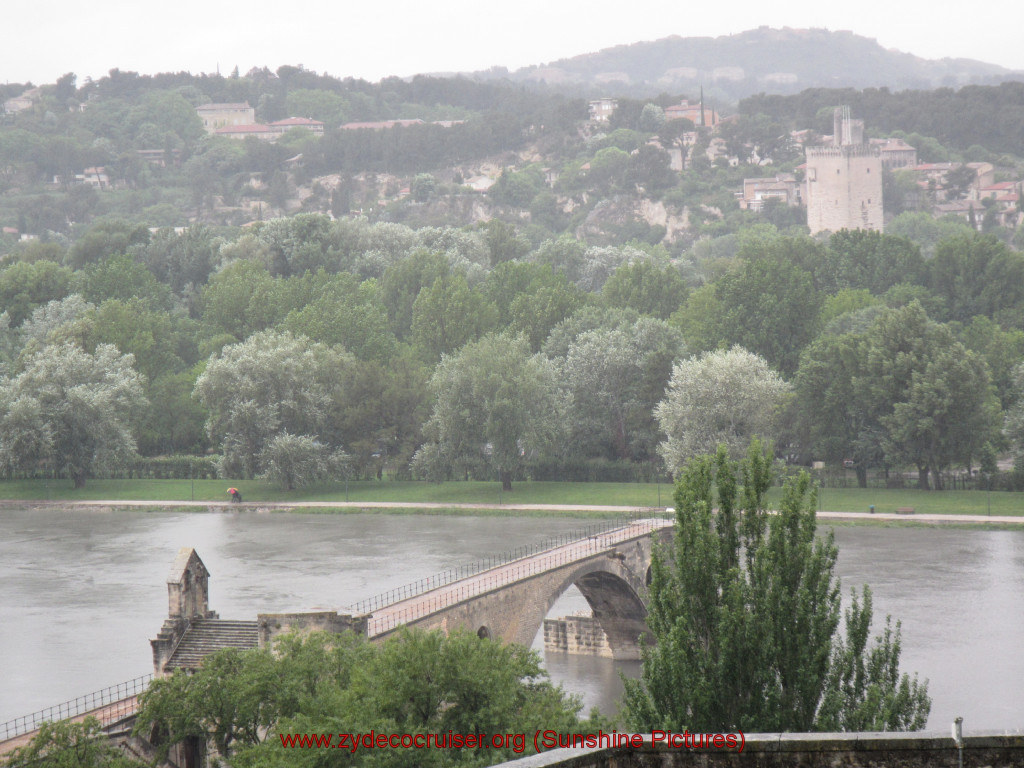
[476,27,1022,102]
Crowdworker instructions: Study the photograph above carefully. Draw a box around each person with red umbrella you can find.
[227,487,242,503]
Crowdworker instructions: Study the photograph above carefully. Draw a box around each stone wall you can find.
[257,611,368,646]
[806,144,884,235]
[544,616,612,657]
[490,731,1024,768]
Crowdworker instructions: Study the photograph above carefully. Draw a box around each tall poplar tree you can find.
[624,440,930,732]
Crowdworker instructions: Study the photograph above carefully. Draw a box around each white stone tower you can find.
[805,106,883,234]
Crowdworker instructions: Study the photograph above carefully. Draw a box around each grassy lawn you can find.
[0,478,1020,517]
[804,486,1023,517]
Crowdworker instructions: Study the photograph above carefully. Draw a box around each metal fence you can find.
[348,512,660,616]
[0,674,151,743]
[366,518,667,636]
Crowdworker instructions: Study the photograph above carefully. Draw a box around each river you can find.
[1,507,1022,730]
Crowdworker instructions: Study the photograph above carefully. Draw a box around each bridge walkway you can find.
[365,518,672,637]
[0,684,147,757]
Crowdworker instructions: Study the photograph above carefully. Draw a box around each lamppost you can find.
[985,471,991,515]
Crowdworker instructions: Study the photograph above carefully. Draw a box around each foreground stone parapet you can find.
[490,730,1024,768]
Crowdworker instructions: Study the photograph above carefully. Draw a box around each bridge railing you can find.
[367,518,665,636]
[0,674,152,743]
[350,512,656,616]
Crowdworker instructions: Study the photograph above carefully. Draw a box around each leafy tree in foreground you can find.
[601,259,689,320]
[4,717,146,768]
[136,629,594,768]
[557,318,685,463]
[712,253,823,376]
[795,330,883,487]
[624,441,931,733]
[859,303,998,489]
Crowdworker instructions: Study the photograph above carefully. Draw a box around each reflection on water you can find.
[541,650,640,722]
[0,508,1022,729]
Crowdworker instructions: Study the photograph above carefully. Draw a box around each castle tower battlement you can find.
[806,144,881,160]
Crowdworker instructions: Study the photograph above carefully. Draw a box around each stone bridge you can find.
[1,515,672,756]
[250,517,673,660]
[359,518,672,659]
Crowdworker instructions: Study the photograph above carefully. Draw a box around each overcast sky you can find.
[4,0,1023,87]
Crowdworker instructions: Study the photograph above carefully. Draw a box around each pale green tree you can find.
[17,295,94,357]
[260,432,349,490]
[655,346,790,472]
[639,103,666,132]
[0,343,147,487]
[281,273,398,363]
[410,173,437,202]
[576,245,648,292]
[413,333,565,490]
[193,330,352,479]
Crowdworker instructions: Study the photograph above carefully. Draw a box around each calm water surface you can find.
[0,508,1022,729]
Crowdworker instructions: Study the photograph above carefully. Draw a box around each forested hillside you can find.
[486,28,1023,100]
[1,66,1024,492]
[741,81,1024,156]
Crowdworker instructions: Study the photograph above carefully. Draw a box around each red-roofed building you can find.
[665,100,719,128]
[976,180,1023,228]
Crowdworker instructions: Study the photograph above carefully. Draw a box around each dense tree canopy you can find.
[4,717,146,768]
[135,629,594,768]
[624,441,931,732]
[796,303,1000,488]
[0,66,1022,488]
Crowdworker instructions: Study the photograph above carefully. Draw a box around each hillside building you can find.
[805,107,883,234]
[587,98,618,122]
[197,102,255,133]
[739,174,802,211]
[870,137,918,169]
[664,99,719,128]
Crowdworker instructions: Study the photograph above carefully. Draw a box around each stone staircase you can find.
[166,619,259,670]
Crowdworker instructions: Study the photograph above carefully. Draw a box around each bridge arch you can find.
[512,555,649,660]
